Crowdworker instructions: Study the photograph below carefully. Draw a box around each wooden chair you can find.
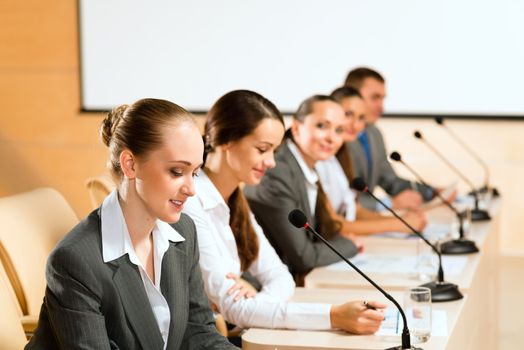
[0,188,78,334]
[86,174,115,209]
[0,262,27,348]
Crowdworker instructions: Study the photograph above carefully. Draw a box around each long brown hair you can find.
[205,90,284,271]
[287,95,342,240]
[330,86,363,183]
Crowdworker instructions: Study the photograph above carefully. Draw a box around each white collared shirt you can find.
[101,191,185,349]
[182,171,332,330]
[316,156,357,221]
[286,139,319,216]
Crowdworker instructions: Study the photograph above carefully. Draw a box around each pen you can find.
[363,300,376,310]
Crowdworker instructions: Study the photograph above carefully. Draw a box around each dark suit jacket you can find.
[244,141,357,275]
[26,210,236,350]
[348,124,434,209]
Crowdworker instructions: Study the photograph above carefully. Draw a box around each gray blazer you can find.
[348,124,434,209]
[244,141,357,275]
[26,211,236,350]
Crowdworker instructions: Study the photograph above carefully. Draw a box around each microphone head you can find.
[390,151,402,162]
[414,130,423,139]
[435,116,444,125]
[288,209,308,228]
[351,177,368,192]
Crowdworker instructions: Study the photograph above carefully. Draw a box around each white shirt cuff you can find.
[285,303,332,330]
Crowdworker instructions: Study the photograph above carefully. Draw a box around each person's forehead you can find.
[362,77,384,90]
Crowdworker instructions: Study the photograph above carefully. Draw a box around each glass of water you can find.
[404,286,432,343]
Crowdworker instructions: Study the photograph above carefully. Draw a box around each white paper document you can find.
[326,253,467,276]
[374,222,450,241]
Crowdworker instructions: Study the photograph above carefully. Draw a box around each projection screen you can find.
[79,0,524,117]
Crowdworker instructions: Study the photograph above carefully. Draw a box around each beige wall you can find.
[1,1,523,254]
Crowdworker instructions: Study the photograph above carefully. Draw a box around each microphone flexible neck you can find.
[302,223,413,349]
[362,189,445,283]
[398,160,466,240]
[419,137,477,192]
[442,124,490,189]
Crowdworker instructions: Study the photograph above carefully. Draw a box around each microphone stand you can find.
[414,130,491,222]
[390,152,479,255]
[435,117,500,198]
[288,209,422,350]
[350,181,463,302]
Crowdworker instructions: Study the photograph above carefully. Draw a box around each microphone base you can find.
[420,281,463,302]
[471,185,501,198]
[385,346,423,350]
[471,207,491,221]
[440,238,479,255]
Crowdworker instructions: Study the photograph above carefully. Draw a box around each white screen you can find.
[79,0,524,116]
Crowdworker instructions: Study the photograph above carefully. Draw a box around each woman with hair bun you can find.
[183,90,385,336]
[26,99,236,350]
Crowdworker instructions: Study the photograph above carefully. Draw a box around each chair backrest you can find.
[0,240,26,315]
[0,188,78,318]
[0,262,28,349]
[86,175,115,209]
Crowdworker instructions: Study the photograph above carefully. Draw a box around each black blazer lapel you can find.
[111,257,164,350]
[161,243,188,350]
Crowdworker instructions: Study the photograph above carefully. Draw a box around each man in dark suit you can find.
[344,67,435,211]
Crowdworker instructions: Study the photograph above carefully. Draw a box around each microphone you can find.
[435,117,499,197]
[389,151,479,255]
[413,130,491,222]
[288,209,421,350]
[350,178,463,302]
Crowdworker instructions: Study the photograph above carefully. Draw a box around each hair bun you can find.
[101,104,128,147]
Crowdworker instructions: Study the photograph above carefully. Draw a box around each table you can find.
[242,288,465,350]
[242,203,500,349]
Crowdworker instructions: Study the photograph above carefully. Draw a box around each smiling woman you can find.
[244,95,361,274]
[183,90,385,335]
[26,99,236,350]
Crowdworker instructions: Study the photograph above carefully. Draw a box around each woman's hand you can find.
[401,210,427,232]
[392,190,423,211]
[330,300,387,334]
[225,273,258,301]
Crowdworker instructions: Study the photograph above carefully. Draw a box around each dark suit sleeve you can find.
[348,141,381,210]
[245,163,357,274]
[372,127,434,201]
[27,245,112,350]
[181,218,238,350]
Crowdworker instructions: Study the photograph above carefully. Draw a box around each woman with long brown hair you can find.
[184,90,385,334]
